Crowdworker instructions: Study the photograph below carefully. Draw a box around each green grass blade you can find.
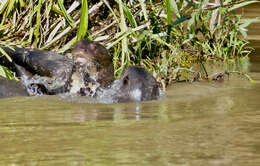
[6,0,15,16]
[240,18,260,29]
[0,23,12,31]
[115,0,137,28]
[47,0,53,15]
[19,0,25,7]
[187,12,196,31]
[57,0,75,28]
[169,0,180,18]
[51,3,63,15]
[149,33,175,50]
[165,0,172,25]
[0,0,9,14]
[123,6,137,28]
[118,0,130,66]
[0,47,12,62]
[201,0,209,9]
[0,65,6,77]
[171,15,191,27]
[0,65,17,79]
[77,0,88,41]
[103,0,119,23]
[239,18,260,38]
[34,0,42,45]
[139,0,148,21]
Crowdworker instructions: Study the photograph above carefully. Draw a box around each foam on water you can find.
[56,79,163,104]
[58,80,121,104]
[96,79,121,104]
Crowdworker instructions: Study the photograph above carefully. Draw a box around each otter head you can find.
[117,66,160,102]
[72,40,114,89]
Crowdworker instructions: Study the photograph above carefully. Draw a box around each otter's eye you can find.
[123,76,129,85]
[88,43,97,51]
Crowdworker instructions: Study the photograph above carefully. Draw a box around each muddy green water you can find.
[0,60,259,166]
[1,6,260,166]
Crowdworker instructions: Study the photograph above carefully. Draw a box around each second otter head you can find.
[72,40,114,88]
[117,66,160,102]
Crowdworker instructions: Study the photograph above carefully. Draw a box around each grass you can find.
[0,0,259,85]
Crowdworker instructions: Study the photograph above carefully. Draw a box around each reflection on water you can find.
[0,60,260,165]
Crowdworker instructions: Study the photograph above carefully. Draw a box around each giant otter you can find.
[0,45,74,94]
[0,76,28,98]
[0,40,114,96]
[116,66,160,102]
[73,40,114,87]
[71,40,114,96]
[0,42,161,102]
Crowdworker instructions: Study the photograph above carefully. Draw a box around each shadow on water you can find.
[1,6,260,166]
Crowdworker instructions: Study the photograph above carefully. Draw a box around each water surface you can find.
[0,56,259,165]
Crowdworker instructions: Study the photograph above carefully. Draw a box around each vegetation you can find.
[0,0,259,88]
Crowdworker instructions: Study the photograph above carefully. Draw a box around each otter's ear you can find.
[74,41,85,50]
[123,76,129,86]
[88,43,97,51]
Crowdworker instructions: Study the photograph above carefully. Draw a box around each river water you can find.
[0,5,260,166]
[0,55,259,166]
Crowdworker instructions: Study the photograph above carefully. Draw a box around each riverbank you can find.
[0,1,259,86]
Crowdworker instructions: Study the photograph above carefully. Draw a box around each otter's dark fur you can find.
[0,45,74,94]
[117,66,160,102]
[0,40,114,97]
[72,40,114,88]
[0,42,161,102]
[0,76,28,98]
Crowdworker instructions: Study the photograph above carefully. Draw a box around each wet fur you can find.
[117,66,160,102]
[0,76,28,98]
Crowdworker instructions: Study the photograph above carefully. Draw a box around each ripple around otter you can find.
[59,79,164,104]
